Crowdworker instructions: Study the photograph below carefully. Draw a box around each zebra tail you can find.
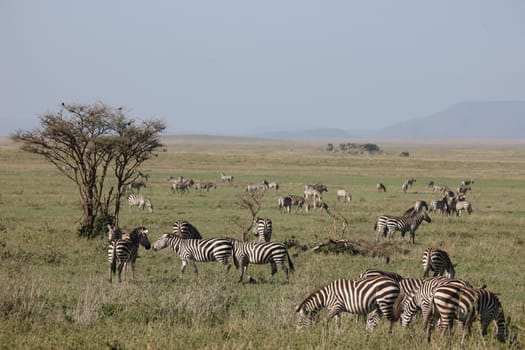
[287,251,295,272]
[391,288,405,322]
[110,242,117,275]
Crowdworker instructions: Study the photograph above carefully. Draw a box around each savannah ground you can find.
[0,135,524,349]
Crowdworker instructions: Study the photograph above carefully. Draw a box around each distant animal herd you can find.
[112,173,508,344]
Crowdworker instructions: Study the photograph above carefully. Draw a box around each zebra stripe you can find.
[172,220,202,239]
[455,200,473,216]
[400,276,472,331]
[432,284,507,343]
[107,226,151,283]
[152,234,233,276]
[386,209,432,244]
[127,193,153,212]
[232,240,294,283]
[295,276,402,331]
[252,217,273,242]
[374,215,394,241]
[422,248,456,278]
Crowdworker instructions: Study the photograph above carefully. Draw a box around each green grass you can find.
[0,137,524,349]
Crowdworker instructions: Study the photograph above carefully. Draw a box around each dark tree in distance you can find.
[10,102,166,238]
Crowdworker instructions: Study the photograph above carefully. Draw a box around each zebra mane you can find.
[403,207,417,216]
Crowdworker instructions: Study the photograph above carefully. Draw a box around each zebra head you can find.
[131,226,151,250]
[295,306,316,329]
[152,233,172,251]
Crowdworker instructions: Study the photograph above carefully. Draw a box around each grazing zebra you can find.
[152,234,233,276]
[295,276,402,331]
[304,188,322,201]
[195,182,215,192]
[231,240,294,283]
[172,220,202,239]
[422,248,456,278]
[268,182,279,190]
[455,200,473,216]
[220,173,234,182]
[108,225,151,283]
[252,217,273,242]
[406,178,416,187]
[400,276,472,332]
[128,181,147,192]
[386,209,432,244]
[376,183,387,192]
[336,189,352,203]
[431,284,507,343]
[305,183,328,194]
[127,193,153,212]
[278,196,292,213]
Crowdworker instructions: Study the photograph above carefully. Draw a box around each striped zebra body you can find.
[402,182,409,193]
[278,196,293,213]
[400,277,472,331]
[252,217,273,242]
[220,173,234,182]
[429,197,448,215]
[374,215,393,241]
[386,210,432,244]
[296,276,401,331]
[455,200,473,216]
[153,234,233,276]
[422,248,456,278]
[127,193,153,212]
[172,220,202,239]
[232,240,294,283]
[432,284,507,343]
[108,226,151,283]
[376,183,387,192]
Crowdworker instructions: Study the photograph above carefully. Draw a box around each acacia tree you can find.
[11,102,166,238]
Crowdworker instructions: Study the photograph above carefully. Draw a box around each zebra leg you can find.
[280,264,289,284]
[118,262,126,283]
[269,261,278,281]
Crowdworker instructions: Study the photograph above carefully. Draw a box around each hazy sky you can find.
[2,1,524,136]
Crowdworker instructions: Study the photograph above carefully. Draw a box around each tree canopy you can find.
[11,102,166,238]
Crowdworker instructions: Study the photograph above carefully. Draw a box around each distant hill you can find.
[373,101,525,138]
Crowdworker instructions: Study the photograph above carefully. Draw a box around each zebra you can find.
[336,189,352,203]
[386,209,432,244]
[461,179,474,187]
[128,181,147,192]
[288,194,308,212]
[406,178,416,187]
[220,173,234,182]
[457,185,472,195]
[252,217,272,242]
[127,193,153,212]
[304,188,322,201]
[172,220,202,239]
[376,183,387,192]
[429,196,448,215]
[268,182,279,190]
[455,200,473,216]
[195,182,215,192]
[278,196,292,214]
[400,276,472,333]
[431,284,507,343]
[305,183,328,194]
[402,181,409,193]
[374,215,391,241]
[231,240,294,283]
[246,182,268,192]
[152,234,233,276]
[108,225,151,283]
[295,276,402,331]
[422,248,456,278]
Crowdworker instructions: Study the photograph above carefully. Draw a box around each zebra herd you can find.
[295,247,507,344]
[108,217,293,284]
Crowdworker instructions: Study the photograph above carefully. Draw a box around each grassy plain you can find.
[0,136,524,349]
